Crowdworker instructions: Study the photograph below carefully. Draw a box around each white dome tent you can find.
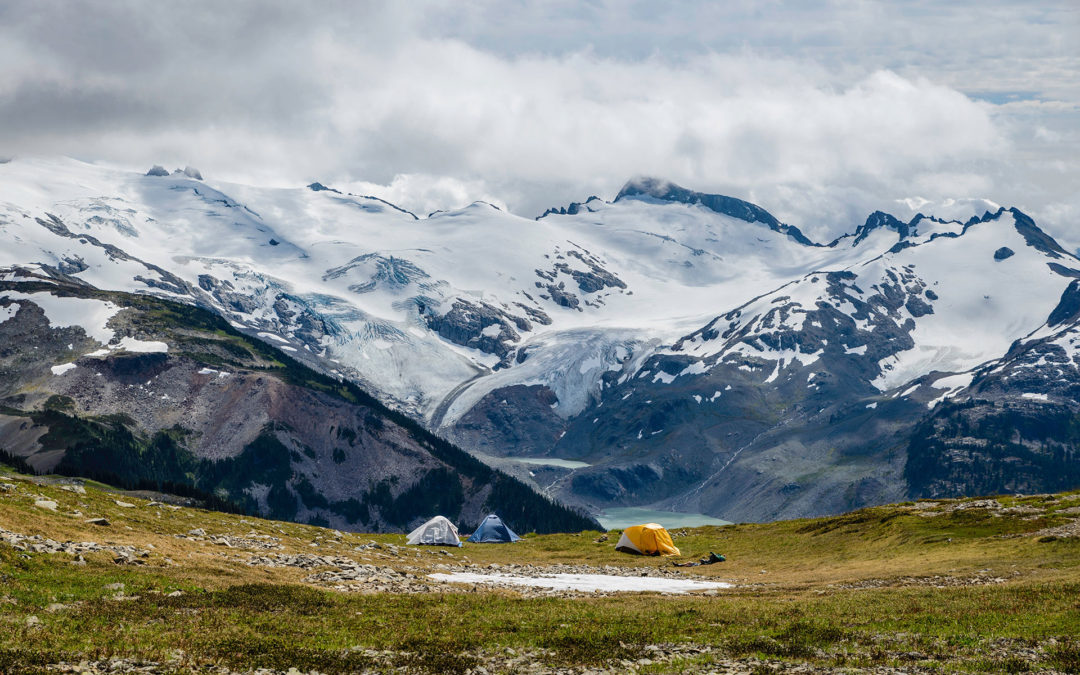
[405,515,462,547]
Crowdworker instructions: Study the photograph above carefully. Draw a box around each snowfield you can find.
[1,156,1078,454]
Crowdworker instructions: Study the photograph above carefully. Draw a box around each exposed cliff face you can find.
[0,271,598,534]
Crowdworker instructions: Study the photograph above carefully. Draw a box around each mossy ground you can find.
[1,465,1079,673]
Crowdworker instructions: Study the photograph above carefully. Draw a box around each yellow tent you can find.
[614,523,680,556]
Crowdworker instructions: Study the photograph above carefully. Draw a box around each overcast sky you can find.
[0,0,1077,242]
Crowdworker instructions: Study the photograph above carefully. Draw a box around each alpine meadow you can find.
[1,2,1078,673]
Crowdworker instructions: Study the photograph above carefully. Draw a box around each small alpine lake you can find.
[597,507,733,531]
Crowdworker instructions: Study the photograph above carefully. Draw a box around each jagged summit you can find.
[614,176,816,246]
[853,211,908,244]
[537,196,603,220]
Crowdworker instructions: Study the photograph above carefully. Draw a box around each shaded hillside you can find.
[0,269,598,534]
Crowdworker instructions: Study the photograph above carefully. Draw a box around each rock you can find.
[34,499,58,511]
[25,615,40,627]
[166,590,183,597]
[145,165,169,177]
[994,246,1015,261]
[187,528,206,537]
[86,518,110,526]
[114,500,136,508]
[45,603,68,613]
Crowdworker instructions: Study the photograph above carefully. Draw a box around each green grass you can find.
[1,468,1079,672]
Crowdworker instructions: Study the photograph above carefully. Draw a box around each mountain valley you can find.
[2,158,1079,523]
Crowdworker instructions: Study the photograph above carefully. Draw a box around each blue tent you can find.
[467,514,521,543]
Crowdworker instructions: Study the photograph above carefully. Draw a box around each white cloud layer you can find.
[0,1,1076,242]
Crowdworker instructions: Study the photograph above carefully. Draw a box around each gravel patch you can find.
[0,525,150,564]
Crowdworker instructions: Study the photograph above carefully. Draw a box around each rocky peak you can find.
[853,211,908,245]
[537,196,603,219]
[1009,207,1070,259]
[614,177,816,246]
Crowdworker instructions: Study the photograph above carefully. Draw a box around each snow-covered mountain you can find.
[2,157,1078,521]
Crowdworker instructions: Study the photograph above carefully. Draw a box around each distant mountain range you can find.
[1,157,1078,523]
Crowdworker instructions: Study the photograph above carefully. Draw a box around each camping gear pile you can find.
[673,551,726,567]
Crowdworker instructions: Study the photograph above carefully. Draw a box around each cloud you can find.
[0,1,1076,241]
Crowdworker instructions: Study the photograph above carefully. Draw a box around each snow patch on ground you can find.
[925,372,976,408]
[931,372,975,390]
[115,336,168,353]
[50,363,77,375]
[427,572,732,594]
[678,361,708,377]
[1021,392,1049,401]
[4,291,119,343]
[0,302,19,324]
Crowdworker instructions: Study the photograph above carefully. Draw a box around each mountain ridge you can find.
[1,156,1078,524]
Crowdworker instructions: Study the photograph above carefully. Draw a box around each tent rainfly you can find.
[406,515,462,547]
[467,514,521,543]
[614,523,681,556]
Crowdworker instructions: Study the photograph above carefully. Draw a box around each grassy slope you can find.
[1,465,1079,674]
